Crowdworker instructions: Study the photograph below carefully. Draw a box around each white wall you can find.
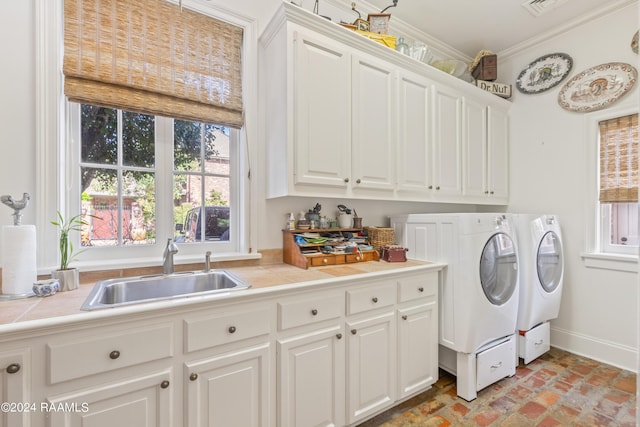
[1,0,637,370]
[0,0,36,226]
[500,3,639,370]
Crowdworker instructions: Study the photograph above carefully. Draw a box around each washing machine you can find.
[512,214,564,364]
[390,213,520,401]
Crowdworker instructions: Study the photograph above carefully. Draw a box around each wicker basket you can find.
[365,227,395,251]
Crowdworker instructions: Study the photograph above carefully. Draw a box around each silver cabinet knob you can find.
[109,350,120,360]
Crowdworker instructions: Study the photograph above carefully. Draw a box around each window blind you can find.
[599,113,639,203]
[63,0,243,128]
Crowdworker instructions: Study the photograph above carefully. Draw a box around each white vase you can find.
[338,213,353,228]
[51,268,79,292]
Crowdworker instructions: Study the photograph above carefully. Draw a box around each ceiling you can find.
[362,0,633,58]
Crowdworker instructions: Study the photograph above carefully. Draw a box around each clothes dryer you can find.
[391,213,520,400]
[512,214,564,364]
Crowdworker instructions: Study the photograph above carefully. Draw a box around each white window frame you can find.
[36,0,259,273]
[582,101,639,273]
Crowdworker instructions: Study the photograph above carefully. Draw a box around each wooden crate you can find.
[471,54,497,81]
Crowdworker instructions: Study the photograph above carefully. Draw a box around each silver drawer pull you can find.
[490,361,503,369]
[311,309,318,316]
[534,339,544,346]
[371,297,378,303]
[418,287,424,292]
[160,380,170,389]
[109,350,120,360]
[228,326,237,334]
[190,373,198,381]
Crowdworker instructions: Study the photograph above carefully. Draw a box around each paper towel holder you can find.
[0,192,37,300]
[1,193,30,226]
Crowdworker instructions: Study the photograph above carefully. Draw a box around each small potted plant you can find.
[51,211,91,291]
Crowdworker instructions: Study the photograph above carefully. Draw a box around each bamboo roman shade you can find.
[599,113,639,203]
[63,0,244,128]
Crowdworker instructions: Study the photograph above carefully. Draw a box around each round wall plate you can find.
[516,53,573,94]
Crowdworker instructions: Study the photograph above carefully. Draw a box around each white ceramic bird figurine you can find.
[1,193,30,225]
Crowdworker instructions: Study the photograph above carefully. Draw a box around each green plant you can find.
[51,211,90,270]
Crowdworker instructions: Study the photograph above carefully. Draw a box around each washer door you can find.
[480,233,518,305]
[537,231,563,292]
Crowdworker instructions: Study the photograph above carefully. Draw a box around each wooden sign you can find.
[476,80,512,99]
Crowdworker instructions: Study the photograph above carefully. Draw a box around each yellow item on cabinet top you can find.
[355,30,396,49]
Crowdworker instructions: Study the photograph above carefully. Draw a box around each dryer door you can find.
[537,231,563,292]
[480,233,518,305]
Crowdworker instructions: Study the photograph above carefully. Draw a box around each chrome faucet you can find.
[204,251,212,272]
[162,238,179,274]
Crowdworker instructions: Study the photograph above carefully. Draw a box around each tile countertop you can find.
[0,260,444,333]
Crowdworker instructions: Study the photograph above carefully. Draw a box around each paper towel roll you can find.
[2,225,37,295]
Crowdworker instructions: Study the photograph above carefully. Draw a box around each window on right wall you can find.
[598,113,639,255]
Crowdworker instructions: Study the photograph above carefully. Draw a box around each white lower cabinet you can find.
[346,312,396,424]
[277,325,346,427]
[0,348,30,427]
[185,344,270,427]
[1,268,441,427]
[47,370,173,427]
[397,272,439,399]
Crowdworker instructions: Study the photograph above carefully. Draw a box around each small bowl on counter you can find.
[33,279,60,297]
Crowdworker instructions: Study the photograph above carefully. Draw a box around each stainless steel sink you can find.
[81,270,250,311]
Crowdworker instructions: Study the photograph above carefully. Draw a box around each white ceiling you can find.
[361,0,635,58]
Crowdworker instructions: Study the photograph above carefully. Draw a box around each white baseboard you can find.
[551,326,637,373]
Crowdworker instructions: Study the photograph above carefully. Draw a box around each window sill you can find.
[581,252,638,273]
[40,252,262,275]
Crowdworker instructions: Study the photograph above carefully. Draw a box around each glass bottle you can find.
[396,37,409,56]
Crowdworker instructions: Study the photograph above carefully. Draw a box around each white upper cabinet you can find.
[462,97,488,199]
[432,86,463,199]
[462,100,509,204]
[396,70,432,197]
[261,2,510,204]
[351,53,396,193]
[487,106,509,202]
[292,30,351,190]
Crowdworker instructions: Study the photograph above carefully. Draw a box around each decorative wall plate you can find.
[557,62,637,112]
[516,53,573,94]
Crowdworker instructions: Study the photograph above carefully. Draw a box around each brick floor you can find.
[357,348,637,427]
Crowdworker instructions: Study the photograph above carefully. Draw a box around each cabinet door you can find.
[398,302,438,399]
[0,349,30,427]
[432,86,463,198]
[462,97,487,198]
[293,30,351,188]
[47,370,172,427]
[278,325,345,427]
[397,70,431,195]
[185,344,270,427]
[487,106,509,202]
[346,312,396,424]
[351,53,396,192]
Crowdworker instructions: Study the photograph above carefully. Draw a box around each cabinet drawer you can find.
[309,255,336,267]
[278,293,344,330]
[476,335,516,391]
[47,324,173,384]
[347,282,396,315]
[185,307,271,352]
[518,322,550,364]
[398,271,438,303]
